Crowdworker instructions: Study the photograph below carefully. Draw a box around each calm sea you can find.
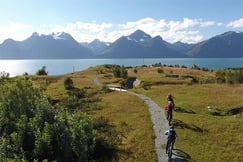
[0,58,243,77]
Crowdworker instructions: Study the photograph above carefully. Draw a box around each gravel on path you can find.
[127,91,182,162]
[92,77,183,161]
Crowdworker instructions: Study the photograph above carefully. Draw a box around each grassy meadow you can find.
[24,65,242,161]
[130,66,243,162]
[27,65,157,162]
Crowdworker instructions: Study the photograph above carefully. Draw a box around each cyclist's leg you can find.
[166,139,171,153]
[168,111,172,125]
[168,139,173,159]
[171,139,175,150]
[165,140,169,153]
[168,112,171,121]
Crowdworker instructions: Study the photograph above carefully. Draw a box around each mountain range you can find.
[0,30,242,59]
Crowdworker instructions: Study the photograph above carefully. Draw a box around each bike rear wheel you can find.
[167,142,173,161]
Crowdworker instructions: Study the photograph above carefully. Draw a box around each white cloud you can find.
[167,18,199,31]
[0,17,234,44]
[199,21,215,27]
[41,21,113,42]
[217,22,224,26]
[8,22,32,32]
[0,22,33,43]
[119,17,160,29]
[227,18,243,28]
[117,17,209,43]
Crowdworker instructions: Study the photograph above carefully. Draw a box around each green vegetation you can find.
[130,65,243,162]
[64,77,74,90]
[0,78,94,161]
[112,65,128,78]
[36,66,48,75]
[216,68,243,84]
[0,65,156,161]
[157,67,164,73]
[0,64,242,161]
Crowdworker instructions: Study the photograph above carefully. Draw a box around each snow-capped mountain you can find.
[98,30,187,58]
[0,30,243,59]
[0,32,93,59]
[127,29,152,44]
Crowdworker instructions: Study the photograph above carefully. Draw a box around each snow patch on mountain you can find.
[50,32,65,40]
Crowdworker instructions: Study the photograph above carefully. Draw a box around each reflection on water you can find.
[0,58,243,76]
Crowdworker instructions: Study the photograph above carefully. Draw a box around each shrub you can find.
[191,64,200,70]
[0,71,10,84]
[101,85,112,93]
[157,68,163,73]
[112,65,127,78]
[181,65,187,68]
[0,79,95,161]
[64,77,74,90]
[134,68,138,74]
[36,66,48,75]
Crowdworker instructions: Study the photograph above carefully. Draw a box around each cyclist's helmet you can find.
[170,126,174,129]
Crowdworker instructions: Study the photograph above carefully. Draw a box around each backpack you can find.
[168,129,176,140]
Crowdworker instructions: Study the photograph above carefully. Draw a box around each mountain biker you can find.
[167,93,175,107]
[164,126,178,153]
[165,101,174,124]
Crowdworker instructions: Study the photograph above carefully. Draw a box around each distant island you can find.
[0,30,242,59]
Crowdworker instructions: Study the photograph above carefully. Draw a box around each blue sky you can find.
[0,0,243,44]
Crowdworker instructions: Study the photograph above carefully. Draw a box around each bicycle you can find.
[166,140,174,162]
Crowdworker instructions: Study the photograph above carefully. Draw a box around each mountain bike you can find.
[166,140,174,162]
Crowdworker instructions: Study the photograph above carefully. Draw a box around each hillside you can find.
[0,65,242,161]
[129,66,243,161]
[187,31,243,57]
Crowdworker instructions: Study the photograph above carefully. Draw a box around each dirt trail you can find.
[127,91,182,162]
[93,77,183,162]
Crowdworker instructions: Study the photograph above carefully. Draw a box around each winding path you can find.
[93,77,182,162]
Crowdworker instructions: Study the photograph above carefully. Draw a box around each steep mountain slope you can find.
[81,39,110,55]
[187,31,243,57]
[0,32,93,59]
[99,30,187,58]
[172,41,195,54]
[0,30,243,59]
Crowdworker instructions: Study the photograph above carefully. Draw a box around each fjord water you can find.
[0,58,243,76]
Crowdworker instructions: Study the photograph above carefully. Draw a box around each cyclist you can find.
[165,101,174,125]
[164,126,178,154]
[167,93,175,107]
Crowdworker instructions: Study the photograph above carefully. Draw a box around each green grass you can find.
[91,92,157,162]
[130,67,243,162]
[28,65,157,162]
[28,65,243,162]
